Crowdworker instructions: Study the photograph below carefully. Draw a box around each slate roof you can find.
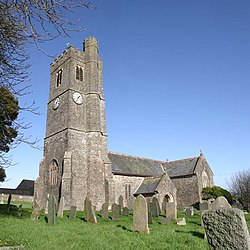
[109,152,165,177]
[163,157,199,177]
[16,179,34,190]
[134,177,162,195]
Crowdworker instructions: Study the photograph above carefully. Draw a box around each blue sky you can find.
[2,0,250,189]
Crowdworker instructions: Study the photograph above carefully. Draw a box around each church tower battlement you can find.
[34,37,113,210]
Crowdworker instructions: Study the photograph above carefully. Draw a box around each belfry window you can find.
[76,66,83,81]
[49,160,59,186]
[56,69,62,87]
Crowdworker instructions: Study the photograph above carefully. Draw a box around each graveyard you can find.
[1,198,250,250]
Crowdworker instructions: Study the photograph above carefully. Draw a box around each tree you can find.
[229,169,250,211]
[0,1,94,173]
[202,186,233,205]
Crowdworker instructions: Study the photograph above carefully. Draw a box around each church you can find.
[34,37,214,211]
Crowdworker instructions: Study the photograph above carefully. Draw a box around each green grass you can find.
[2,202,248,250]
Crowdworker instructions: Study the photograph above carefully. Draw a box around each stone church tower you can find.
[34,37,113,210]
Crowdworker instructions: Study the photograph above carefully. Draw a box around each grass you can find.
[1,201,248,250]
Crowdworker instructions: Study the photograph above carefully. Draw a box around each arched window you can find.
[56,69,62,87]
[49,160,59,186]
[202,170,209,188]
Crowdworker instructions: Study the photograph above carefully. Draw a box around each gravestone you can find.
[185,207,194,217]
[6,194,12,212]
[57,197,64,218]
[152,197,160,215]
[69,206,77,220]
[17,204,22,217]
[112,203,120,221]
[85,196,97,224]
[118,204,122,215]
[133,194,149,234]
[31,207,40,220]
[48,194,56,225]
[203,208,250,250]
[166,202,176,220]
[200,201,209,227]
[128,196,135,210]
[177,218,186,226]
[148,210,152,224]
[123,207,129,216]
[118,195,124,208]
[210,196,231,210]
[101,203,109,219]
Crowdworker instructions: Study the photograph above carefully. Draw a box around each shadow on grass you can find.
[80,217,87,222]
[117,224,133,232]
[0,204,31,218]
[175,230,204,239]
[189,221,202,226]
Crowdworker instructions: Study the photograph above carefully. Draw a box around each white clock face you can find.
[73,92,83,104]
[53,97,60,110]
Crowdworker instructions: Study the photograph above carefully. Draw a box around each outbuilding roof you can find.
[134,177,162,195]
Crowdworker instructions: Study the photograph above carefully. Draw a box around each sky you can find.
[1,0,250,189]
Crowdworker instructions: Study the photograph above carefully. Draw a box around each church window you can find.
[76,66,83,81]
[56,69,62,87]
[125,184,131,199]
[202,170,209,188]
[49,160,59,186]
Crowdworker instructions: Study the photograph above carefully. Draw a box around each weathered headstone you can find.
[6,193,12,212]
[122,207,129,216]
[112,203,120,221]
[85,196,97,224]
[133,194,149,234]
[48,194,56,225]
[69,206,77,220]
[210,196,231,210]
[152,197,160,215]
[148,210,152,224]
[57,197,64,218]
[118,195,124,208]
[203,208,250,250]
[101,203,109,219]
[185,207,194,217]
[128,196,135,210]
[118,204,122,215]
[17,204,22,217]
[176,218,186,226]
[200,201,209,227]
[31,207,40,220]
[166,202,176,220]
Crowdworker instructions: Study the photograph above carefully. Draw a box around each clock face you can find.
[53,97,60,110]
[73,92,83,104]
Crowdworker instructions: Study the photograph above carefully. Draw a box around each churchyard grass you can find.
[1,202,250,250]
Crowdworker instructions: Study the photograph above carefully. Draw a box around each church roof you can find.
[163,157,199,177]
[109,152,164,177]
[134,177,162,195]
[16,179,34,190]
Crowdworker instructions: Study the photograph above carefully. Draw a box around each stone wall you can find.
[171,175,200,209]
[112,175,144,205]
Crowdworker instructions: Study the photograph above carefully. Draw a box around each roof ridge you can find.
[109,151,165,164]
[167,156,198,164]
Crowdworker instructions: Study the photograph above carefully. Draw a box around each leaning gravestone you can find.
[69,206,77,220]
[48,194,56,225]
[203,208,250,250]
[57,197,64,218]
[101,203,109,219]
[6,193,12,212]
[123,207,129,216]
[118,195,124,208]
[85,196,97,224]
[133,194,149,234]
[112,203,120,221]
[31,207,41,220]
[166,202,176,220]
